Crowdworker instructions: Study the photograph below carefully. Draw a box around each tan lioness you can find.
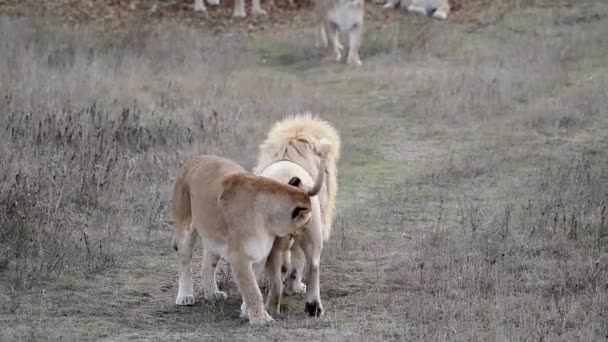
[315,0,365,66]
[171,154,326,325]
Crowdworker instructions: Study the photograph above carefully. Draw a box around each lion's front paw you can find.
[432,10,448,20]
[346,55,362,66]
[305,300,324,317]
[249,311,275,326]
[407,5,427,16]
[251,7,267,16]
[175,294,195,306]
[232,8,246,17]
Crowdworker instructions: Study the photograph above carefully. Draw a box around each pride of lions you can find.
[191,0,450,66]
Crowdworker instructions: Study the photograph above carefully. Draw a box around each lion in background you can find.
[382,0,450,20]
[254,113,340,316]
[315,0,365,66]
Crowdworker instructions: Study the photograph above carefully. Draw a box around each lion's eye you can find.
[291,206,307,219]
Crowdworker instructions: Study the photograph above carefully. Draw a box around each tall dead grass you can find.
[0,16,332,293]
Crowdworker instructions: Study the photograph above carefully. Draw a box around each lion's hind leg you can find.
[301,215,324,317]
[202,250,227,301]
[174,225,198,306]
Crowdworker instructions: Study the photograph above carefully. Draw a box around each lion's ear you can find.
[288,177,302,188]
[315,138,331,157]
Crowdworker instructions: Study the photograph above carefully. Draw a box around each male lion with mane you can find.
[253,113,340,317]
[171,153,327,325]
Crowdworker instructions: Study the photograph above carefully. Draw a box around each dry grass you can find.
[1,1,608,340]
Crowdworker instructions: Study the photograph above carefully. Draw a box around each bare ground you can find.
[1,1,607,341]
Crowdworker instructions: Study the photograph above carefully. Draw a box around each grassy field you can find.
[1,1,608,340]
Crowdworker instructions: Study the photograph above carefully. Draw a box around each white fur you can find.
[195,0,265,17]
[244,232,275,264]
[383,0,450,20]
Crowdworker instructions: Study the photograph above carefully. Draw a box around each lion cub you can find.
[171,155,326,325]
[315,0,365,66]
[383,0,450,20]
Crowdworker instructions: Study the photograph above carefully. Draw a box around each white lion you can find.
[315,0,365,66]
[253,113,340,316]
[383,0,450,20]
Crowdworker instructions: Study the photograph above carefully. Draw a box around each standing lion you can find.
[253,113,340,316]
[315,0,365,66]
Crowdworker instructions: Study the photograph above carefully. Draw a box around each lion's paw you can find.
[232,9,246,17]
[305,300,324,317]
[249,311,275,326]
[251,8,267,16]
[346,55,363,67]
[176,295,195,306]
[432,10,448,20]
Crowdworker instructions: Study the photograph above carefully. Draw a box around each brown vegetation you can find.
[1,0,607,340]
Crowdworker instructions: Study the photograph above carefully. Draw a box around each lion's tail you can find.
[255,113,340,241]
[171,165,192,251]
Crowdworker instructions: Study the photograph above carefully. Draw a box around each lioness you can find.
[315,0,365,66]
[171,154,326,325]
[253,113,340,317]
[383,0,450,20]
[193,0,266,17]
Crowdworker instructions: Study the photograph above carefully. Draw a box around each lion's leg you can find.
[406,3,428,16]
[251,0,267,16]
[201,250,227,301]
[316,22,328,49]
[346,24,363,66]
[241,259,267,318]
[323,21,342,63]
[284,243,306,295]
[174,225,198,306]
[254,259,266,287]
[302,243,323,316]
[301,217,324,317]
[230,254,274,325]
[382,0,398,9]
[193,0,206,11]
[432,0,449,20]
[232,0,246,17]
[281,249,291,282]
[264,239,285,316]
